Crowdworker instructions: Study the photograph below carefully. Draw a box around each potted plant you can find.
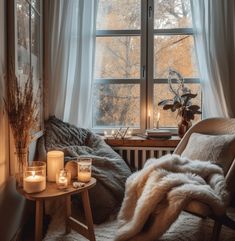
[158,69,201,138]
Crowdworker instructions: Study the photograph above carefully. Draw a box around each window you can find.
[93,0,200,131]
[8,0,43,134]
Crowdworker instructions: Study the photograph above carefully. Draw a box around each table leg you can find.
[66,195,72,234]
[81,189,96,241]
[35,200,43,241]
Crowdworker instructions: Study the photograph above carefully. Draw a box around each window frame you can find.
[93,0,200,133]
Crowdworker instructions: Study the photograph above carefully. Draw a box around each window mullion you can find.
[146,0,154,129]
[140,0,148,132]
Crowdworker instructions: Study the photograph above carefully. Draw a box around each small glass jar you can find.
[56,169,71,190]
[77,158,92,183]
[23,161,46,193]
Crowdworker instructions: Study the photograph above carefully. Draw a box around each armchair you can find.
[174,118,235,241]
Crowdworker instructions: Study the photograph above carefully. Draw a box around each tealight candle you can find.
[56,169,71,189]
[127,130,132,136]
[47,151,64,182]
[77,158,92,183]
[23,162,46,193]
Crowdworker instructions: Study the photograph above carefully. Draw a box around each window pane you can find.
[95,37,140,79]
[153,83,201,127]
[31,9,40,80]
[154,0,192,29]
[154,35,198,78]
[17,0,30,75]
[31,0,40,13]
[93,84,140,127]
[97,0,141,30]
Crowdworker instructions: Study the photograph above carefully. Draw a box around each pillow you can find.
[181,133,235,174]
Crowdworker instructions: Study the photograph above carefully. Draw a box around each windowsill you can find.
[103,135,180,148]
[93,127,179,136]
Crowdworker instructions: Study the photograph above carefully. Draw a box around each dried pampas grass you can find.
[4,64,39,165]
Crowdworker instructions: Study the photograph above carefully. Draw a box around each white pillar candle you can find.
[23,171,46,193]
[156,112,160,129]
[148,110,151,128]
[47,151,64,182]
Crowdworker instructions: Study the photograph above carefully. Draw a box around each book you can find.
[145,129,172,137]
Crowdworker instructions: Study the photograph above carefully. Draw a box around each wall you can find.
[0,0,8,187]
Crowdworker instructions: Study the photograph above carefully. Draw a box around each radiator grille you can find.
[114,147,175,170]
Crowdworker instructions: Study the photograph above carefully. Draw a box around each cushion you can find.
[181,133,235,174]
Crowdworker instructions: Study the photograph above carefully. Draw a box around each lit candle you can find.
[56,169,71,189]
[57,176,68,189]
[77,159,92,183]
[148,110,151,128]
[47,151,64,182]
[23,171,46,193]
[77,172,91,182]
[127,130,132,136]
[156,112,160,129]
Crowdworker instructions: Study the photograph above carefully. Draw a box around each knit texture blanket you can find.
[115,154,229,241]
[38,116,131,223]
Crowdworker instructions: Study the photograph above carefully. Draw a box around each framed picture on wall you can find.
[7,0,44,139]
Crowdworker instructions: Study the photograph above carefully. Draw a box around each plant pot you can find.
[15,148,28,188]
[178,118,192,138]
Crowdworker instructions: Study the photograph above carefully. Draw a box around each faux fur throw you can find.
[115,154,229,241]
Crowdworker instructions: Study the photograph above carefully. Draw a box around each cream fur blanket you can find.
[115,154,229,241]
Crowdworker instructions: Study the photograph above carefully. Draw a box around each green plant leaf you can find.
[158,99,172,106]
[188,105,200,111]
[181,93,197,99]
[174,101,182,109]
[163,104,174,110]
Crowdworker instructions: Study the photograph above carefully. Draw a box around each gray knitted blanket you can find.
[38,116,131,223]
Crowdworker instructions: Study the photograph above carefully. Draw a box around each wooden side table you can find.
[18,178,96,241]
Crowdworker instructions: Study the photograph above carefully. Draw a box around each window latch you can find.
[148,6,152,19]
[142,66,146,79]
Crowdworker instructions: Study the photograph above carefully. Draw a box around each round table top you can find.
[18,177,96,201]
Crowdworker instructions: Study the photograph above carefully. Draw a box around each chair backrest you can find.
[174,118,235,194]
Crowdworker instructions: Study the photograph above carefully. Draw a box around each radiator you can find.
[114,147,175,170]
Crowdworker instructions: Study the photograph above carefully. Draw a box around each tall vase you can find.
[15,148,28,188]
[178,118,192,138]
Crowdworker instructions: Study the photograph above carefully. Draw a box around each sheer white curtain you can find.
[190,0,235,118]
[44,0,98,128]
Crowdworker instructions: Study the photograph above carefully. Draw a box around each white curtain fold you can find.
[45,0,98,128]
[190,0,235,118]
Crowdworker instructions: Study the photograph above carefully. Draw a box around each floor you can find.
[43,207,235,241]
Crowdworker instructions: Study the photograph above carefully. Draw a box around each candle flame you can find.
[148,110,151,117]
[32,171,36,177]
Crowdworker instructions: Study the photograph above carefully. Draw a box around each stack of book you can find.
[145,129,172,139]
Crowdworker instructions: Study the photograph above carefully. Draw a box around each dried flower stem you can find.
[4,63,39,166]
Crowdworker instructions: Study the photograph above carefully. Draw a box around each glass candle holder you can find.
[56,169,71,190]
[23,161,46,193]
[77,158,92,183]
